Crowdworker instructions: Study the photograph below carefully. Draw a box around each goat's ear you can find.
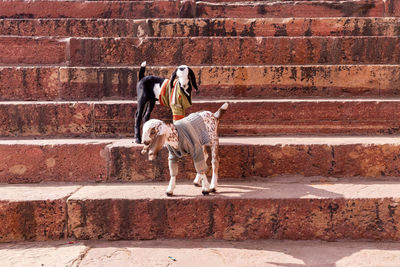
[188,68,198,91]
[157,123,167,135]
[169,69,177,89]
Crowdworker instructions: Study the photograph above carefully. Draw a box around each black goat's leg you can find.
[134,100,146,143]
[143,99,156,122]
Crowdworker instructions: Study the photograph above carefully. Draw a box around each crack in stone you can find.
[68,245,91,267]
[64,185,84,240]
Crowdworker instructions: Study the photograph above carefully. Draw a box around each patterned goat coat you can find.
[159,79,192,121]
[167,113,210,174]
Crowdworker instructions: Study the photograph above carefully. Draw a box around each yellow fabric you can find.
[159,79,192,119]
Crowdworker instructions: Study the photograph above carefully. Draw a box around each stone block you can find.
[67,183,400,241]
[0,140,110,183]
[0,37,67,65]
[0,185,79,242]
[195,1,384,18]
[0,1,180,19]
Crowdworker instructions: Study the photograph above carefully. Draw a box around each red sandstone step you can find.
[0,139,112,183]
[0,1,182,19]
[0,184,79,242]
[203,0,367,1]
[3,36,400,66]
[109,136,400,182]
[2,65,400,101]
[66,181,400,241]
[0,0,395,19]
[2,181,400,241]
[67,36,400,66]
[2,136,400,183]
[0,37,68,65]
[194,1,390,18]
[2,18,400,37]
[0,99,400,137]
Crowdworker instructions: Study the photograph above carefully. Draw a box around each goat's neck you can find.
[164,123,179,149]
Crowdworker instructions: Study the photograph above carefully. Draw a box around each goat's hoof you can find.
[166,192,173,197]
[210,188,216,193]
[193,183,201,187]
[135,138,141,144]
[202,191,210,196]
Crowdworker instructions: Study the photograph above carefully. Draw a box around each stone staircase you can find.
[1,0,400,248]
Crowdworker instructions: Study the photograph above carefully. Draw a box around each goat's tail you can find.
[138,61,146,81]
[214,102,229,119]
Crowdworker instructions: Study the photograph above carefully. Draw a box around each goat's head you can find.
[141,119,168,161]
[169,65,198,93]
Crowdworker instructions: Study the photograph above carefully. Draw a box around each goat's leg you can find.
[200,173,210,195]
[210,141,219,192]
[193,146,208,187]
[166,159,178,196]
[166,176,176,196]
[143,99,155,122]
[193,173,201,187]
[134,100,146,144]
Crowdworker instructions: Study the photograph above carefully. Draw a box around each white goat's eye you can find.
[143,140,150,146]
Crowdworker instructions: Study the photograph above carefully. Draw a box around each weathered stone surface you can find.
[67,182,400,241]
[0,19,144,38]
[143,17,400,37]
[69,37,400,66]
[331,144,400,177]
[0,240,88,266]
[108,137,400,181]
[0,1,180,19]
[0,1,390,19]
[0,102,93,137]
[3,182,400,242]
[59,65,400,99]
[4,65,400,101]
[0,101,153,137]
[3,36,400,65]
[195,1,385,18]
[78,239,400,267]
[2,100,400,137]
[2,137,400,184]
[2,18,400,38]
[0,140,110,183]
[0,185,79,242]
[92,102,138,138]
[108,141,184,182]
[58,67,139,100]
[0,37,67,65]
[224,100,400,135]
[189,100,400,136]
[384,0,400,16]
[4,239,400,267]
[84,100,400,137]
[0,67,61,101]
[191,65,400,99]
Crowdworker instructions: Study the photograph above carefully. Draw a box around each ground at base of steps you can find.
[1,239,400,267]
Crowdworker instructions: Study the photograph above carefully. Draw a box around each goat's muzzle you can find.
[141,140,151,155]
[141,134,165,161]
